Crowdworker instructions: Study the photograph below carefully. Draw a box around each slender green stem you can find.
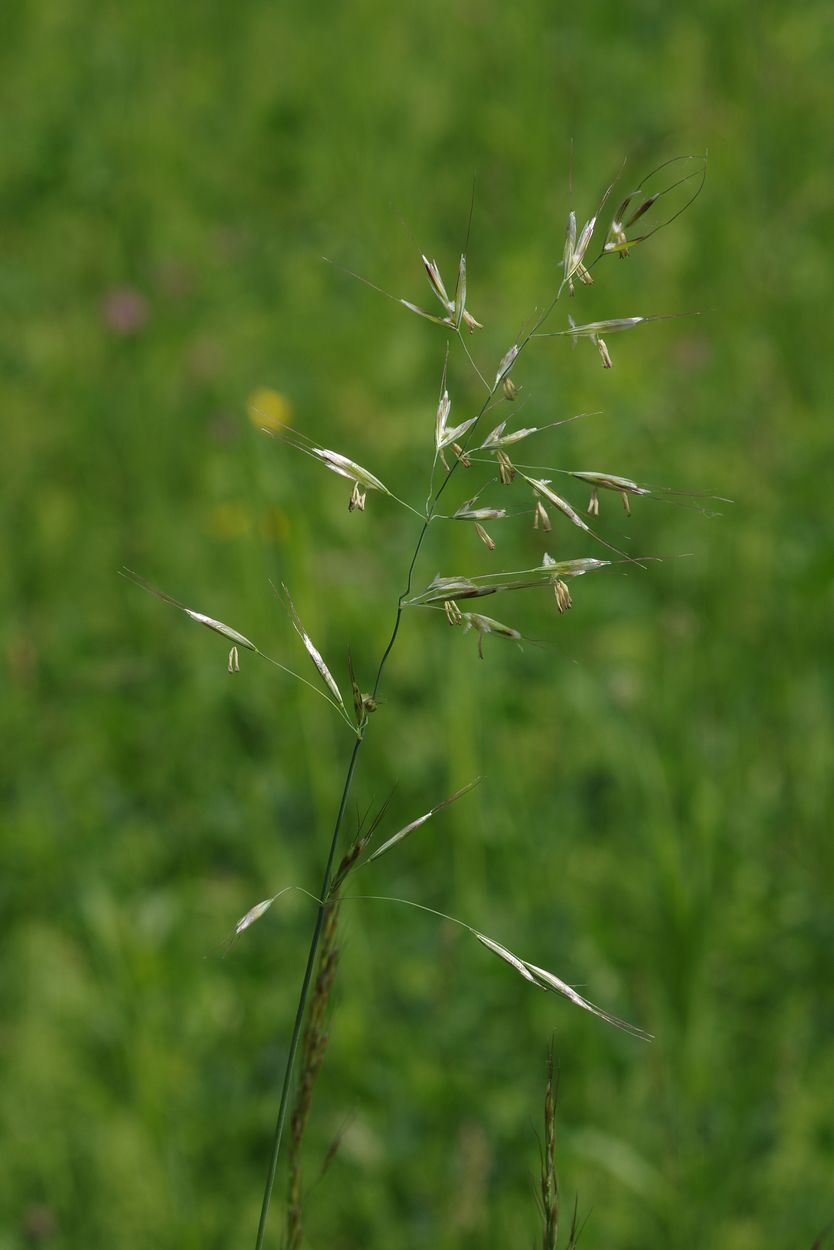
[254,735,362,1250]
[252,466,463,1250]
[254,277,566,1248]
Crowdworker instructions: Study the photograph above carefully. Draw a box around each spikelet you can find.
[283,586,347,716]
[495,344,519,387]
[453,497,507,522]
[563,209,596,295]
[480,420,541,451]
[366,780,480,864]
[459,611,522,660]
[311,447,391,498]
[121,570,257,651]
[569,470,650,516]
[540,555,610,577]
[603,155,707,257]
[234,894,285,936]
[398,254,483,332]
[473,928,652,1039]
[522,475,592,535]
[435,388,478,451]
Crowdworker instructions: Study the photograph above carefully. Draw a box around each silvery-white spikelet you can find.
[473,926,651,1039]
[481,419,506,446]
[435,388,451,451]
[410,569,558,606]
[542,312,690,366]
[235,897,277,936]
[228,645,240,673]
[523,482,640,565]
[569,471,650,517]
[441,417,480,448]
[565,212,577,297]
[283,586,348,715]
[453,253,467,330]
[563,210,596,294]
[407,254,482,332]
[422,255,451,307]
[474,931,542,985]
[453,497,507,522]
[461,612,522,642]
[495,344,519,388]
[480,421,541,452]
[450,506,499,550]
[419,575,483,603]
[399,298,454,327]
[562,210,577,286]
[435,391,478,452]
[366,779,480,864]
[311,447,391,497]
[540,555,610,577]
[121,570,258,651]
[182,610,257,650]
[523,961,652,1039]
[564,316,647,343]
[460,611,522,659]
[522,475,591,534]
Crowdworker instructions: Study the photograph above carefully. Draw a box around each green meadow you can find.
[2,2,833,1247]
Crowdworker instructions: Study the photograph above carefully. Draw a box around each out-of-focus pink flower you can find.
[101,287,149,336]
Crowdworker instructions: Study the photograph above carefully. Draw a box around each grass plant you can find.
[5,6,834,1245]
[127,155,716,1246]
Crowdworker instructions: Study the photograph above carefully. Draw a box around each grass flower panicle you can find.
[127,154,710,1248]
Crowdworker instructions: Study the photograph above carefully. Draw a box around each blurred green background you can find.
[2,1,833,1247]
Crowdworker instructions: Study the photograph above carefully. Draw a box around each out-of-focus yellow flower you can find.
[261,507,290,544]
[206,502,253,541]
[248,387,291,431]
